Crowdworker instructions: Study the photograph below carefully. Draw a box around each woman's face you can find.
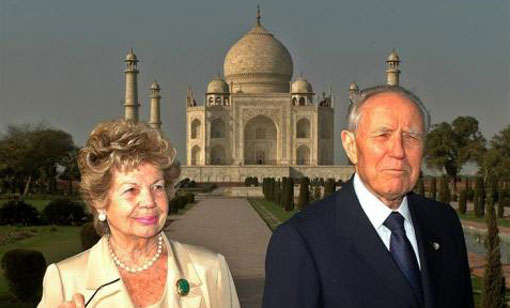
[102,162,169,241]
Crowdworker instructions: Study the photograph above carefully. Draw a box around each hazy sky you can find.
[1,0,509,164]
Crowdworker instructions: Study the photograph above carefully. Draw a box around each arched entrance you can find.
[244,115,277,165]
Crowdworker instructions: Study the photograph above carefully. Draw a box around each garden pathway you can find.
[165,198,271,308]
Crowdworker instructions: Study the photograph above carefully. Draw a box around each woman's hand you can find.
[56,293,85,308]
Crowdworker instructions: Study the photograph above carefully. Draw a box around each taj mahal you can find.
[118,9,403,183]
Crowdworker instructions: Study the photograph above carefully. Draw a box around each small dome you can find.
[387,50,400,62]
[150,80,160,90]
[125,48,138,62]
[349,81,359,91]
[291,77,313,93]
[207,76,229,93]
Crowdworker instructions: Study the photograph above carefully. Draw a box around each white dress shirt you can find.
[353,173,421,268]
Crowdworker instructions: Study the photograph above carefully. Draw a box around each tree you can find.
[417,177,425,197]
[313,184,322,201]
[482,125,510,181]
[424,116,486,194]
[324,178,336,197]
[283,177,294,211]
[439,176,450,203]
[474,177,485,217]
[297,177,310,210]
[497,184,505,219]
[458,189,467,214]
[430,177,437,200]
[481,176,507,308]
[0,123,75,198]
[60,147,81,196]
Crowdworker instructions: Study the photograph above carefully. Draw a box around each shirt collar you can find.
[353,173,412,229]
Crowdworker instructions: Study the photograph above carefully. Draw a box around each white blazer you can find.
[37,234,240,308]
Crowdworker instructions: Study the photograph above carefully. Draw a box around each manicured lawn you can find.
[248,198,298,230]
[0,226,82,305]
[459,212,510,228]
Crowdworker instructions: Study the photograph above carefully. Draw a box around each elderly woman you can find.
[38,120,240,308]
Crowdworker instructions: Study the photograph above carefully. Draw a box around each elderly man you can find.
[262,86,473,308]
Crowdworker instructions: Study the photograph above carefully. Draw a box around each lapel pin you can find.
[432,241,440,251]
[176,278,190,296]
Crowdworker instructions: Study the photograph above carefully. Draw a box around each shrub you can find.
[42,198,87,225]
[313,184,322,201]
[280,177,287,208]
[275,180,281,205]
[458,190,467,214]
[283,177,294,211]
[297,177,310,210]
[185,193,195,204]
[80,222,101,251]
[169,195,188,214]
[324,178,336,197]
[0,200,40,226]
[1,249,47,303]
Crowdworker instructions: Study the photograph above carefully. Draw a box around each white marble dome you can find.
[223,21,293,93]
[291,77,313,93]
[207,76,229,93]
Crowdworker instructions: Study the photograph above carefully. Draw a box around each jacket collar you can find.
[84,233,203,307]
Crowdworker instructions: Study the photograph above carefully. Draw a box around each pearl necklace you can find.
[108,233,163,273]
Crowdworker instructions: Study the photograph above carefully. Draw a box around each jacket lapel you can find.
[408,194,443,308]
[165,237,203,308]
[84,237,132,307]
[335,181,422,307]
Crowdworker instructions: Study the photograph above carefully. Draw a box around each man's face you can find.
[341,92,424,207]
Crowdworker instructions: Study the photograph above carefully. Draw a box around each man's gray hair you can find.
[347,85,431,133]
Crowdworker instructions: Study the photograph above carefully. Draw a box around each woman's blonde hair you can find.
[78,119,180,235]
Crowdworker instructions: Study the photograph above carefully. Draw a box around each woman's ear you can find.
[341,130,358,165]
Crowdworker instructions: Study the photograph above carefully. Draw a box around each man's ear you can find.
[341,130,358,165]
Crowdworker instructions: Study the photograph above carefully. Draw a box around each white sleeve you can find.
[216,254,240,308]
[37,263,65,308]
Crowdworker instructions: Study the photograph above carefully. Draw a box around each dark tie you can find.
[383,212,424,302]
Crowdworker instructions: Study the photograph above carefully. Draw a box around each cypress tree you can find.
[324,178,336,197]
[275,179,281,206]
[497,184,505,219]
[281,177,287,208]
[297,177,310,210]
[458,189,467,215]
[262,178,268,200]
[475,177,485,217]
[482,177,507,308]
[268,178,275,202]
[430,177,437,200]
[314,184,322,201]
[418,177,425,197]
[284,177,294,211]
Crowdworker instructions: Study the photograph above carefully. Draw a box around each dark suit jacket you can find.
[262,180,473,308]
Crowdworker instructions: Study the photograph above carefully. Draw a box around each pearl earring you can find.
[98,212,107,222]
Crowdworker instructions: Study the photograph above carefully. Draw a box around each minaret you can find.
[148,80,161,129]
[124,48,140,122]
[348,81,360,101]
[386,49,401,86]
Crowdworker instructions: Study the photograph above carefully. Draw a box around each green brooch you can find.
[176,278,190,296]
